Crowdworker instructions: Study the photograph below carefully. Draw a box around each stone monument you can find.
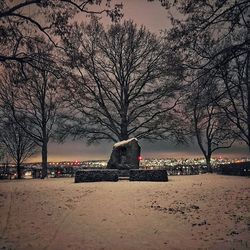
[75,137,168,182]
[107,138,141,170]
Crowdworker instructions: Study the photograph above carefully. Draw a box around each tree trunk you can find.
[120,120,129,141]
[16,160,22,179]
[41,141,48,178]
[246,50,250,151]
[205,154,212,173]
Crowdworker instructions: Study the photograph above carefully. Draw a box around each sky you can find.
[29,0,249,162]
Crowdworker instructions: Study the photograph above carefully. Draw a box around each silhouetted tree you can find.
[216,53,250,150]
[187,77,235,172]
[0,0,123,65]
[60,20,184,143]
[163,0,250,150]
[0,116,37,179]
[0,43,64,178]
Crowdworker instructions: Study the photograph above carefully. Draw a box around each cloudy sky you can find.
[29,0,249,162]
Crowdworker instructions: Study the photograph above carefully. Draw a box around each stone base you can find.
[218,163,250,176]
[118,170,130,177]
[129,169,168,182]
[75,170,119,183]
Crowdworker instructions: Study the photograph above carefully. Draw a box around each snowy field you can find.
[0,174,249,250]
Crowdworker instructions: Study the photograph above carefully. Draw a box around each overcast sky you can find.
[29,0,249,162]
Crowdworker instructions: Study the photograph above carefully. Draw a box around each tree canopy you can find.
[60,20,185,143]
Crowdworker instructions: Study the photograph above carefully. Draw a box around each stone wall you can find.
[75,169,168,182]
[75,170,119,183]
[129,169,168,182]
[217,162,250,176]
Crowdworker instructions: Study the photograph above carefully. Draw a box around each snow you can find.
[113,138,138,148]
[0,175,249,249]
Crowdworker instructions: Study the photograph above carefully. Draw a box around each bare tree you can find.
[216,53,250,150]
[0,0,123,64]
[60,20,184,143]
[0,145,11,176]
[187,78,235,172]
[0,43,64,178]
[0,115,37,179]
[163,0,250,151]
[165,0,249,64]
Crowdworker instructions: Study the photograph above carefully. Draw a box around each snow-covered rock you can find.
[107,138,141,170]
[113,138,138,148]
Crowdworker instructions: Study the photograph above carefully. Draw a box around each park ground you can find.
[0,174,249,250]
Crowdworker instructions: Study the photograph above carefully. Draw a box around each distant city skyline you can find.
[28,139,249,162]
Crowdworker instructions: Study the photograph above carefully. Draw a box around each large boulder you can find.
[107,138,141,170]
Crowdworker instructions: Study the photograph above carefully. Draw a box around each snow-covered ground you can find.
[0,174,249,250]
